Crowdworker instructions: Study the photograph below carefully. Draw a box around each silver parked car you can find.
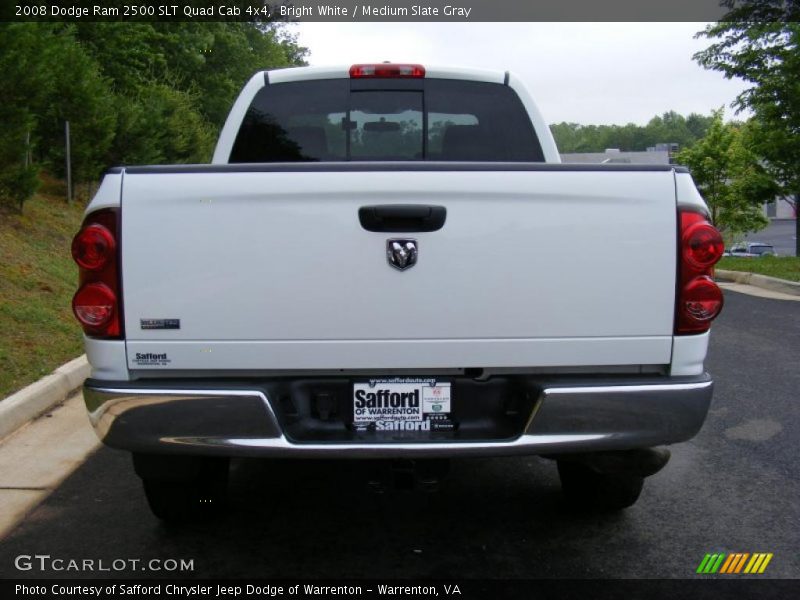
[725,242,777,257]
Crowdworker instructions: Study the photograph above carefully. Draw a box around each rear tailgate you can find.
[121,166,677,372]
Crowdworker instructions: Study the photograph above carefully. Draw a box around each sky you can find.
[292,22,750,126]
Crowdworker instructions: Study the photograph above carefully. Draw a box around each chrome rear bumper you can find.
[83,375,713,458]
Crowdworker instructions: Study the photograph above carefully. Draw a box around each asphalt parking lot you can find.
[743,218,797,256]
[0,289,798,581]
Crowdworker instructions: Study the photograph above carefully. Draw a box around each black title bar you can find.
[4,0,800,23]
[3,579,799,600]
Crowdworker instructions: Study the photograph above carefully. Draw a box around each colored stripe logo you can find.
[697,552,773,574]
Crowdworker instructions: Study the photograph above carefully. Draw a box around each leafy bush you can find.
[0,164,40,213]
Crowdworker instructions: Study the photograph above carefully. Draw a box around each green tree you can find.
[0,24,119,207]
[107,84,215,166]
[0,21,307,210]
[694,5,800,254]
[686,113,716,140]
[0,24,51,211]
[676,111,776,240]
[73,22,307,129]
[550,112,714,154]
[31,26,116,184]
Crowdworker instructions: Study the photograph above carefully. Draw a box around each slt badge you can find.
[386,239,418,271]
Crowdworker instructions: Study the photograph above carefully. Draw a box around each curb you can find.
[715,269,800,297]
[0,355,90,441]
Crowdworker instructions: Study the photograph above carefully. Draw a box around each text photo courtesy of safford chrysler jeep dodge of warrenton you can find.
[69,63,724,521]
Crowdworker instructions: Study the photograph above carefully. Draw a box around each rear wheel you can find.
[557,460,644,511]
[133,454,229,522]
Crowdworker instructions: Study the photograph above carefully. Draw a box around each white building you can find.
[560,148,671,165]
[764,197,796,219]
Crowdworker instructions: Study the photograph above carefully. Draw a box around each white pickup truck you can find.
[72,63,725,520]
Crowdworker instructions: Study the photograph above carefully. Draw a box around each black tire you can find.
[557,460,644,511]
[134,454,229,522]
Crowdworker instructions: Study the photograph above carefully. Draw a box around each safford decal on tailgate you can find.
[133,352,171,366]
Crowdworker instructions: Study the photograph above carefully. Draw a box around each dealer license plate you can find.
[352,378,454,432]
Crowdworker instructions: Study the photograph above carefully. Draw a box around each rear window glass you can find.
[229,78,544,162]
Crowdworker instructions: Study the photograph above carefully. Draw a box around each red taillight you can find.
[349,63,425,78]
[71,224,115,270]
[73,283,116,329]
[71,209,123,338]
[676,209,724,334]
[682,220,724,269]
[682,276,724,323]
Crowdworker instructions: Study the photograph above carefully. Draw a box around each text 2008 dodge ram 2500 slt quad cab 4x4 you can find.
[72,63,724,520]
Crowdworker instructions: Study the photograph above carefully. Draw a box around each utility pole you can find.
[65,121,72,204]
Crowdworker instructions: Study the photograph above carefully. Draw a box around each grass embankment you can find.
[718,256,800,283]
[0,182,86,398]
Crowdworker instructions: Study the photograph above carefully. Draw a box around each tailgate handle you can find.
[359,205,446,232]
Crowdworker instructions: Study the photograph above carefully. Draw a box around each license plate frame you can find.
[352,377,454,432]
